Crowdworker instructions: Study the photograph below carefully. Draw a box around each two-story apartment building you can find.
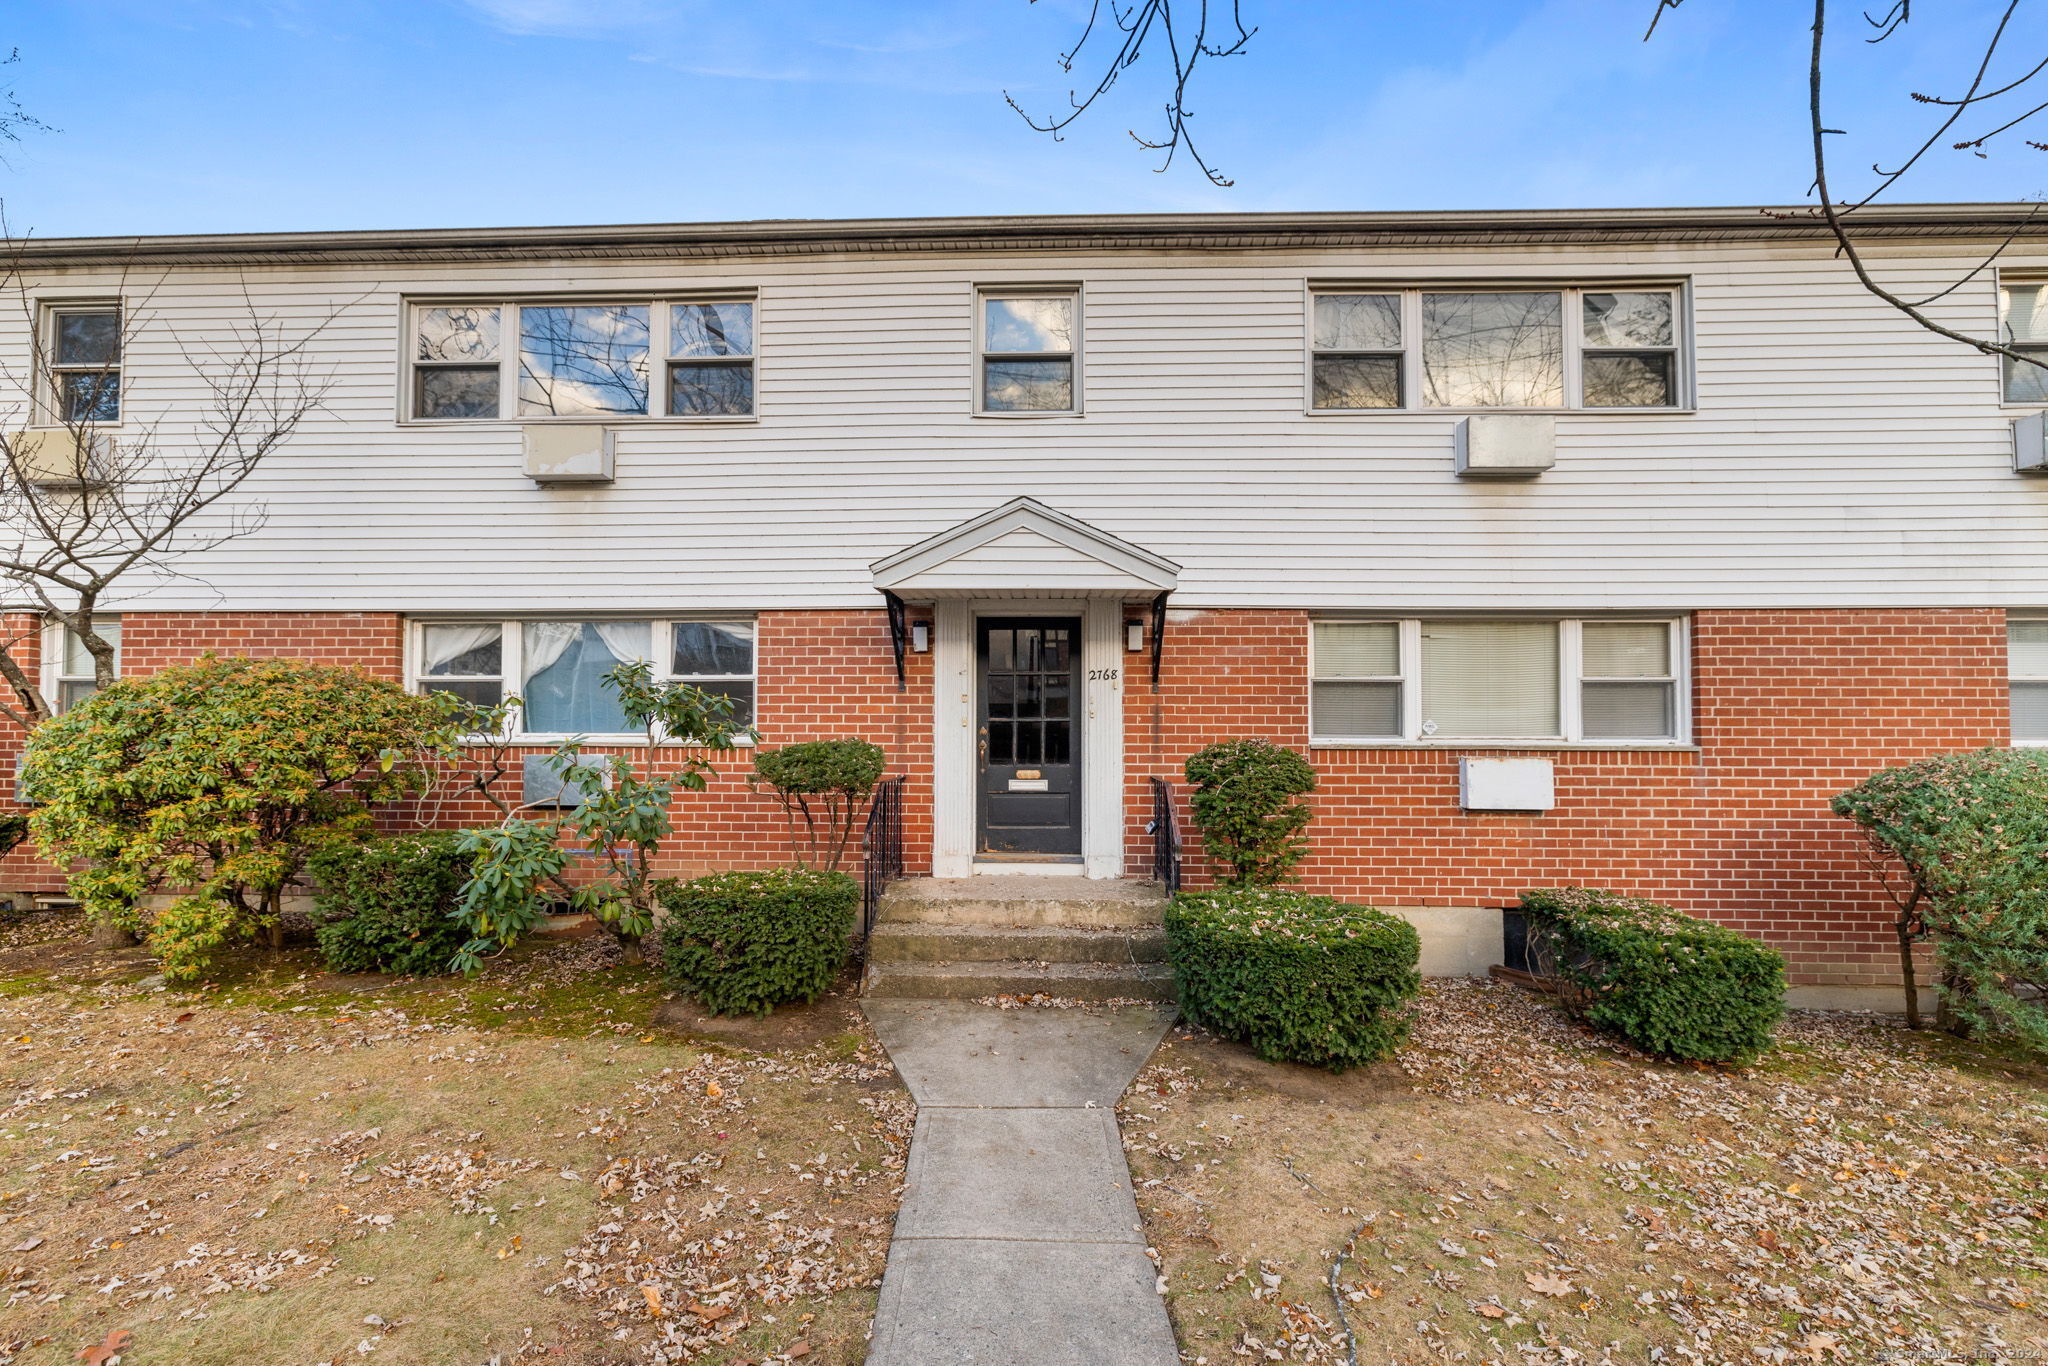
[4,204,2045,1006]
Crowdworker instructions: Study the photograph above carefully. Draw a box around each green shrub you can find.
[1520,888,1785,1065]
[307,832,475,975]
[656,869,859,1016]
[1183,739,1318,885]
[1166,888,1420,1071]
[22,656,454,980]
[1833,747,2048,1046]
[751,739,887,871]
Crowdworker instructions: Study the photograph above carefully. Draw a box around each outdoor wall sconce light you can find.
[1125,619,1145,652]
[910,621,931,653]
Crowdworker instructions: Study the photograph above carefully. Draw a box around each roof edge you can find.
[11,203,2048,267]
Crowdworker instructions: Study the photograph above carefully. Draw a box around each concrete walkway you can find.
[862,1000,1180,1366]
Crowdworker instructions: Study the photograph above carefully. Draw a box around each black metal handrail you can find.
[859,775,907,948]
[1147,776,1182,894]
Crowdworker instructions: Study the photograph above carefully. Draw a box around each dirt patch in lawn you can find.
[0,920,911,1366]
[1123,978,2048,1365]
[652,971,870,1055]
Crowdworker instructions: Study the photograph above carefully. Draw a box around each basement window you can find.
[48,617,121,711]
[2011,618,2048,742]
[412,618,756,738]
[1311,617,1688,745]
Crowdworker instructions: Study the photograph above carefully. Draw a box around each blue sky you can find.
[5,0,2048,237]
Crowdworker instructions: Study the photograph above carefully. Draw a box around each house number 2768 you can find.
[1088,668,1119,681]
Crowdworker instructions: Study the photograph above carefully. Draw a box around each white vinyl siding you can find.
[1309,285,1686,411]
[2010,618,2048,743]
[410,617,755,738]
[407,297,756,421]
[1312,617,1687,745]
[5,236,2043,614]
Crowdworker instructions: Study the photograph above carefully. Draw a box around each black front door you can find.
[977,617,1082,856]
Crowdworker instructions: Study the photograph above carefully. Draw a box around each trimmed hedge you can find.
[1520,887,1785,1065]
[307,831,475,975]
[657,869,859,1017]
[1166,888,1420,1071]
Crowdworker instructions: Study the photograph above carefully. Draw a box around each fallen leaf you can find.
[640,1283,663,1318]
[788,1344,812,1359]
[688,1301,732,1323]
[1475,1302,1507,1318]
[705,1082,724,1100]
[76,1330,133,1365]
[1525,1272,1577,1297]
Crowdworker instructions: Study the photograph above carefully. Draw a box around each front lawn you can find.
[1123,977,2048,1364]
[0,914,911,1366]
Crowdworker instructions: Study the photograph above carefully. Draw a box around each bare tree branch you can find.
[0,224,339,730]
[1007,0,1256,187]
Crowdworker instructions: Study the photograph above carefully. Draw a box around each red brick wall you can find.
[1123,606,2009,987]
[1,603,2013,987]
[0,608,934,895]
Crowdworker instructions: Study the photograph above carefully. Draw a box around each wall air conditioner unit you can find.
[523,424,615,484]
[2013,412,2048,475]
[1454,414,1555,479]
[8,429,112,490]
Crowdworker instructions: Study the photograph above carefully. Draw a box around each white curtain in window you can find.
[421,623,500,675]
[590,621,652,667]
[522,621,652,734]
[1421,621,1559,737]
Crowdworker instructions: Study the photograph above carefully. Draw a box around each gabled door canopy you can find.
[870,496,1180,600]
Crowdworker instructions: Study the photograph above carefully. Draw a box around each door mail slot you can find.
[1008,778,1050,792]
[1014,769,1042,780]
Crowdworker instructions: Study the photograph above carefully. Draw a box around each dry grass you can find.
[0,914,911,1366]
[1123,978,2048,1365]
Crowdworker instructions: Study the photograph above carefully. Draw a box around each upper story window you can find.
[50,617,121,710]
[1310,287,1684,412]
[48,305,121,423]
[409,298,756,421]
[1310,616,1686,745]
[2011,618,2048,742]
[412,617,756,737]
[1999,283,2048,403]
[978,289,1079,414]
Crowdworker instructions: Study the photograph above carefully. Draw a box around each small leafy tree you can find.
[1183,739,1318,886]
[750,739,886,871]
[22,657,453,980]
[453,661,750,970]
[1833,747,2048,1045]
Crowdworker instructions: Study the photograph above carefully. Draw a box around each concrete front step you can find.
[863,960,1177,1002]
[869,922,1168,965]
[879,875,1167,929]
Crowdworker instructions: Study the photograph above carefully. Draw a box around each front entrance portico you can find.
[869,497,1180,879]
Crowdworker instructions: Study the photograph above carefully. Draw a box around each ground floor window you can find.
[410,617,756,737]
[1311,616,1686,744]
[2011,617,2048,742]
[48,616,121,711]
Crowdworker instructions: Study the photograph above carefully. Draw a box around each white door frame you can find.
[931,598,1125,878]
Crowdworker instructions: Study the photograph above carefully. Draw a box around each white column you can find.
[1082,600,1126,879]
[931,601,974,878]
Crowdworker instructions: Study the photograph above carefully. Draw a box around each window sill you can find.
[399,415,760,428]
[971,410,1085,420]
[1301,406,1696,417]
[457,733,756,747]
[1309,739,1699,753]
